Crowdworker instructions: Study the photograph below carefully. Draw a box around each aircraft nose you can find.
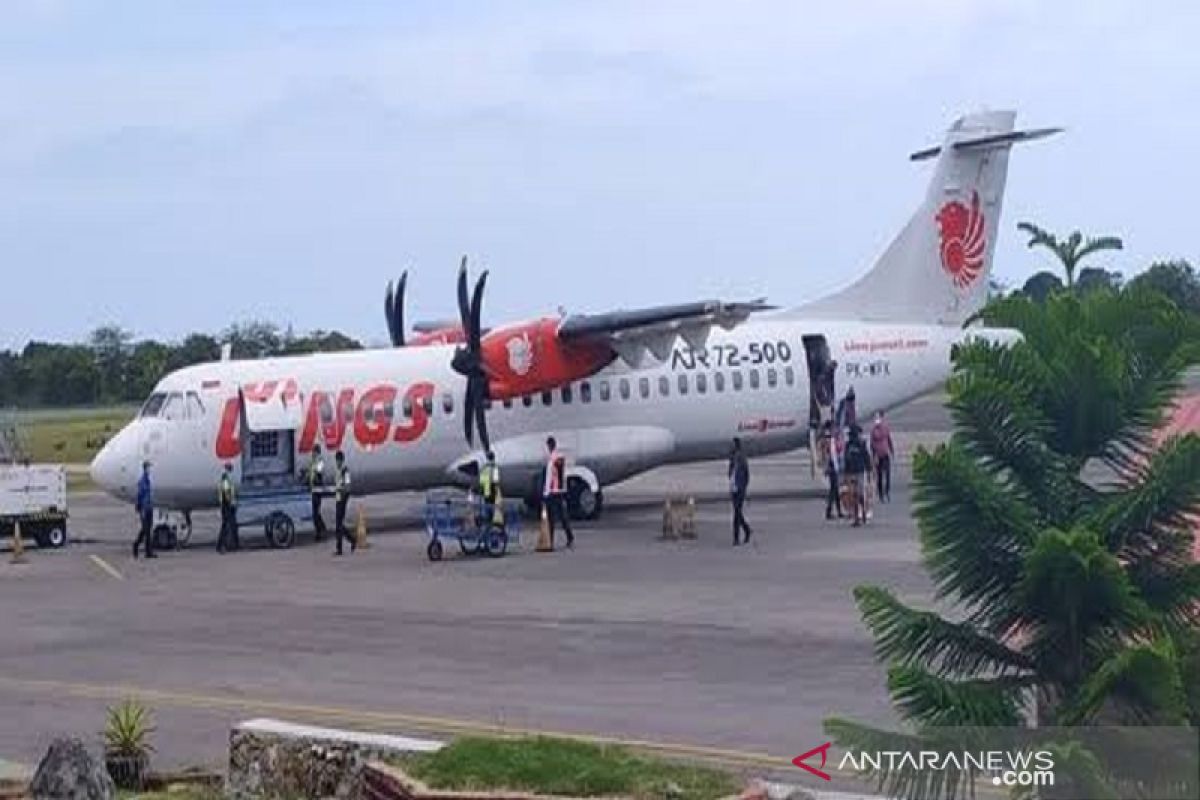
[90,427,137,500]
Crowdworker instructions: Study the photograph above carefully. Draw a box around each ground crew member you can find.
[334,449,354,555]
[542,437,574,549]
[308,444,328,540]
[479,450,504,530]
[133,460,157,559]
[728,437,752,546]
[217,462,239,553]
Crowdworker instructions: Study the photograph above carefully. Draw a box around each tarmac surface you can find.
[0,397,951,782]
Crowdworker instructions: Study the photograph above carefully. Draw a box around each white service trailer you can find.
[0,464,69,548]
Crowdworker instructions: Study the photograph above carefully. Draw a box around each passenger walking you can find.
[333,450,354,555]
[870,411,894,503]
[843,425,870,527]
[308,444,328,540]
[132,460,157,559]
[542,436,574,549]
[216,462,239,553]
[822,424,843,520]
[728,437,753,545]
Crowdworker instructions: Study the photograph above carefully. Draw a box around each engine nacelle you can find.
[481,318,614,400]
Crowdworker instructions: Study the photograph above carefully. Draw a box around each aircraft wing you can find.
[557,299,773,367]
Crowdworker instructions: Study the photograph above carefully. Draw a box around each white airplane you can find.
[90,110,1056,523]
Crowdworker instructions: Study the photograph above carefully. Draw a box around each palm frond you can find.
[823,719,980,800]
[854,586,1035,677]
[886,665,1028,727]
[1057,637,1185,725]
[912,444,1038,624]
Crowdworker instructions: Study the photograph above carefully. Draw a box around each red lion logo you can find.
[935,191,986,289]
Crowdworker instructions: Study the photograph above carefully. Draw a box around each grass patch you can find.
[118,789,222,800]
[402,736,739,800]
[13,406,134,464]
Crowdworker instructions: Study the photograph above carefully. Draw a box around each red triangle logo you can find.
[791,742,832,781]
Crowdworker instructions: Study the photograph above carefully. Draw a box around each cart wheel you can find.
[485,527,508,558]
[268,513,296,549]
[427,539,444,562]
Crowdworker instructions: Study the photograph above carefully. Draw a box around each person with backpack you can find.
[842,425,871,527]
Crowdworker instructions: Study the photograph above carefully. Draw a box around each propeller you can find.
[449,256,491,452]
[384,271,408,347]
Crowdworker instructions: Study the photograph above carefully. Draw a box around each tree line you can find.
[0,322,362,408]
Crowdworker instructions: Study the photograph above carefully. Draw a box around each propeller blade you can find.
[393,271,407,348]
[470,271,488,351]
[456,256,471,335]
[384,280,398,346]
[475,394,490,453]
[463,380,476,445]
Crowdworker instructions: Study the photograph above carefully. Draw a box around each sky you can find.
[1,0,1197,349]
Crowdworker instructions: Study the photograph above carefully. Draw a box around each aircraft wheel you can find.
[152,523,176,551]
[567,478,603,520]
[427,539,444,562]
[44,524,68,549]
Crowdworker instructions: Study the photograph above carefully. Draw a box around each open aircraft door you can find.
[801,334,836,478]
[237,386,305,492]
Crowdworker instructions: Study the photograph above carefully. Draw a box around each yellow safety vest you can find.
[308,457,325,490]
[335,465,351,501]
[480,463,500,499]
[218,474,237,506]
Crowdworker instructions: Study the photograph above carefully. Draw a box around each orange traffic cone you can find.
[355,509,369,550]
[536,506,553,552]
[10,520,26,564]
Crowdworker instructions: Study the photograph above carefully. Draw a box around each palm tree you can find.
[825,287,1200,798]
[1017,222,1123,289]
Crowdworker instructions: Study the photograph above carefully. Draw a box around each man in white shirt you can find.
[542,436,574,549]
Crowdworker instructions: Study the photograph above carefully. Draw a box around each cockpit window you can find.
[160,392,185,421]
[186,391,205,418]
[139,392,167,418]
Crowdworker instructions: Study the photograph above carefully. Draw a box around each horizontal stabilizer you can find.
[910,126,1063,161]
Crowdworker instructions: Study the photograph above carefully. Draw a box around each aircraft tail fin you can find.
[798,110,1060,325]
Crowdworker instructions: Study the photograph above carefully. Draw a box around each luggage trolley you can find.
[423,488,520,561]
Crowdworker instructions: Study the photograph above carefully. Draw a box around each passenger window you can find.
[784,366,795,386]
[522,395,533,408]
[599,381,611,402]
[186,391,205,418]
[442,393,455,415]
[732,371,744,391]
[696,373,707,394]
[639,377,650,399]
[503,398,513,410]
[139,392,167,418]
[714,372,725,392]
[561,385,573,404]
[402,396,413,418]
[541,391,553,406]
[160,392,185,421]
[659,376,670,397]
[619,378,630,400]
[580,382,592,404]
[422,395,434,415]
[483,398,493,411]
[749,369,760,389]
[677,374,689,395]
[767,368,777,388]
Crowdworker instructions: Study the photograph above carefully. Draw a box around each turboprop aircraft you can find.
[90,110,1058,521]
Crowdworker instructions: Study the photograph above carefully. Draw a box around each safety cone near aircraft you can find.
[10,520,25,564]
[536,506,553,552]
[355,509,369,550]
[89,111,1058,532]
